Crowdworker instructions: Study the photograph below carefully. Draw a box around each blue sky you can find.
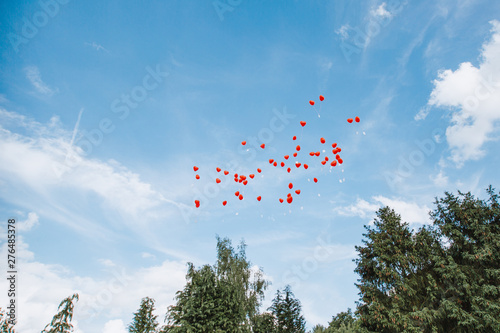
[1,0,500,331]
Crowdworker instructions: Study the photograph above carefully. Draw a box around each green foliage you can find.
[353,187,500,332]
[128,297,158,333]
[269,285,306,333]
[164,236,268,332]
[42,293,79,333]
[251,312,276,333]
[428,186,500,331]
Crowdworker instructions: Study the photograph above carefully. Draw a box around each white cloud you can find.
[17,212,39,231]
[98,259,116,267]
[431,170,448,187]
[0,233,187,332]
[428,20,500,166]
[371,3,392,19]
[335,196,431,225]
[335,24,350,40]
[334,198,379,219]
[103,319,127,333]
[373,196,431,225]
[141,252,156,259]
[0,108,184,237]
[24,66,58,96]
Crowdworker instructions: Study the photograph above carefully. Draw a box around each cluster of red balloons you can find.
[192,96,360,208]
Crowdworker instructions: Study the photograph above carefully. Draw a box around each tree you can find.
[128,297,159,333]
[42,293,79,333]
[354,187,500,332]
[164,236,269,332]
[251,312,276,333]
[269,285,306,333]
[0,308,15,333]
[428,186,500,331]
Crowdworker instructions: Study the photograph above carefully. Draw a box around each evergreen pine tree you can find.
[42,293,79,333]
[269,285,306,333]
[128,297,158,333]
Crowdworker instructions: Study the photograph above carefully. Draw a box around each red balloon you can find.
[355,116,360,122]
[321,161,326,165]
[195,174,200,179]
[243,180,248,185]
[309,100,315,106]
[224,170,229,175]
[223,200,227,206]
[309,152,315,156]
[239,194,243,200]
[336,154,341,161]
[315,151,320,156]
[269,159,274,164]
[289,183,293,189]
[260,143,265,149]
[235,191,240,196]
[313,178,318,183]
[287,196,293,204]
[193,166,199,172]
[338,158,343,164]
[281,162,285,167]
[284,155,289,160]
[296,145,301,151]
[234,173,238,178]
[293,152,297,157]
[287,167,291,173]
[241,141,246,145]
[279,198,284,203]
[257,196,262,201]
[319,95,324,101]
[331,160,337,167]
[273,161,278,167]
[195,200,200,208]
[324,156,329,161]
[300,121,306,127]
[304,164,309,169]
[216,167,221,172]
[287,193,292,197]
[296,162,301,168]
[257,168,262,173]
[320,137,326,144]
[293,136,297,140]
[216,178,221,183]
[295,189,301,195]
[347,118,353,123]
[332,143,337,148]
[249,174,255,179]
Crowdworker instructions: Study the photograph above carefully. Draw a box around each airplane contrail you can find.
[69,107,84,147]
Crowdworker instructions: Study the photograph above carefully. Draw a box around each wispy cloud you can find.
[69,108,84,148]
[335,24,351,41]
[0,108,189,244]
[427,20,500,166]
[24,66,58,96]
[84,41,110,53]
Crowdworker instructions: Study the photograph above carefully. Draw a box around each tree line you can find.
[1,186,498,332]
